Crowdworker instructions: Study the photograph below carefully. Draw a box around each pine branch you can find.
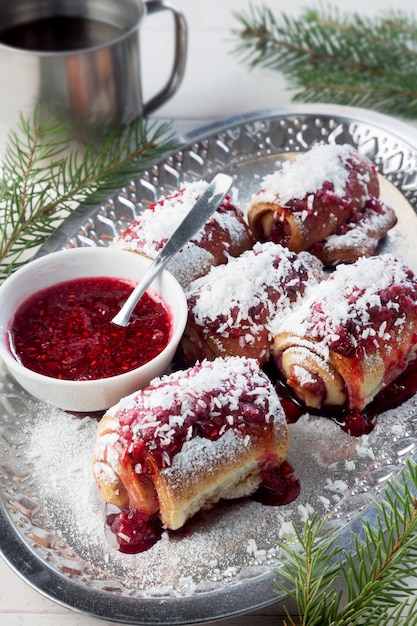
[0,113,175,281]
[231,4,417,118]
[336,465,417,625]
[274,459,417,625]
[275,516,344,625]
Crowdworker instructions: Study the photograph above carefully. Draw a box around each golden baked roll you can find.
[111,179,254,287]
[309,198,397,266]
[92,356,289,532]
[247,144,384,254]
[272,255,417,412]
[181,241,325,366]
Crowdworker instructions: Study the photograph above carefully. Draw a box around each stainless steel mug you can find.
[0,0,187,141]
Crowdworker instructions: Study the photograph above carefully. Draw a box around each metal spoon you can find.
[112,172,234,327]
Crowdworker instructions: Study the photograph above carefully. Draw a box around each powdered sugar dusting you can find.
[19,388,417,596]
[163,429,250,487]
[26,410,104,548]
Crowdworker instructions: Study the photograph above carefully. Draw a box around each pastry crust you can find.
[272,255,417,411]
[181,242,324,366]
[247,144,392,259]
[92,356,289,531]
[310,198,397,266]
[111,180,254,287]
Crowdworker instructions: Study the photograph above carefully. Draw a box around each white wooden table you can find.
[2,0,417,623]
[0,560,299,625]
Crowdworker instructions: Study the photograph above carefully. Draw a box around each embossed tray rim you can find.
[1,104,417,625]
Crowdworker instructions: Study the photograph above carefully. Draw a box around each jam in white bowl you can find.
[0,247,187,412]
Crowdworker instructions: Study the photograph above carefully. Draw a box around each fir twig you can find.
[275,458,417,625]
[0,113,175,281]
[231,4,417,118]
[275,515,343,625]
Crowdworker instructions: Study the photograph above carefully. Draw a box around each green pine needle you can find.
[0,113,175,281]
[231,4,417,118]
[275,459,417,625]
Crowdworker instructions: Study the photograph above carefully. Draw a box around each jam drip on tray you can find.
[105,461,300,554]
[270,357,417,437]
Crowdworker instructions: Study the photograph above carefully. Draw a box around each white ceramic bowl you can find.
[0,247,187,412]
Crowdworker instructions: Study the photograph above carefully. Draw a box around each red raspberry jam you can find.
[106,506,162,554]
[106,460,300,555]
[108,358,276,473]
[271,358,417,437]
[252,460,301,506]
[8,276,172,380]
[305,278,417,358]
[335,358,417,436]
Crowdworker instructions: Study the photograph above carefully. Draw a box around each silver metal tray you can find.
[1,104,417,625]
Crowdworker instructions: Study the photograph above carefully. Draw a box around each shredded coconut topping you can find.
[251,144,364,207]
[117,181,210,248]
[111,180,250,286]
[106,356,285,470]
[185,241,322,338]
[272,254,417,356]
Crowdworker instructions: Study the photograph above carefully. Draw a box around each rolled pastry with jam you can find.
[272,254,417,411]
[247,143,394,259]
[92,356,289,531]
[181,241,325,366]
[309,198,397,266]
[111,179,254,287]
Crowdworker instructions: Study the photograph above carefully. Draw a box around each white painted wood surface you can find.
[0,558,298,625]
[145,0,417,123]
[2,0,417,624]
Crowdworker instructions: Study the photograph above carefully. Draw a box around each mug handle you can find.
[143,0,188,115]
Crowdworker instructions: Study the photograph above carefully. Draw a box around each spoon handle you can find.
[112,173,233,327]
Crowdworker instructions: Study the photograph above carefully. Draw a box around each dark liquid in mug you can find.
[0,16,126,52]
